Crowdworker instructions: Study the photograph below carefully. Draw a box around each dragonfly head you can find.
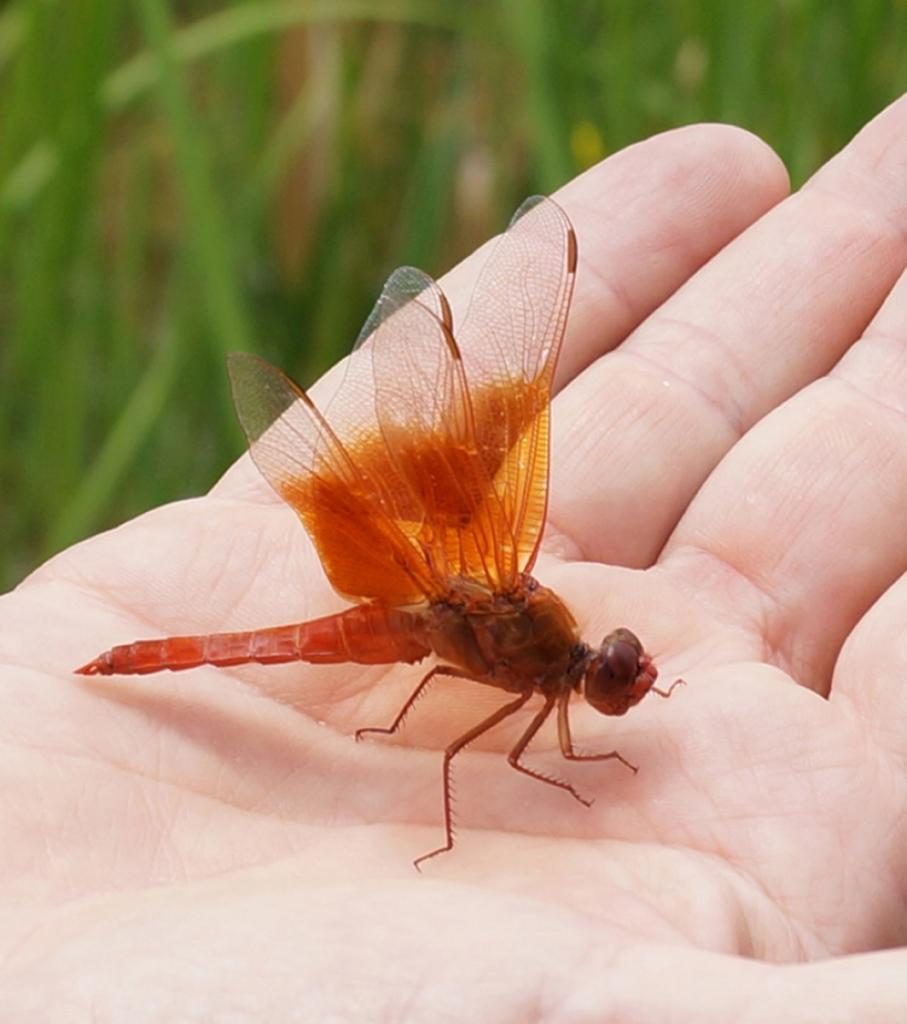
[582,628,657,717]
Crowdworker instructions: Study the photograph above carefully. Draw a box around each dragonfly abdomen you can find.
[75,605,431,676]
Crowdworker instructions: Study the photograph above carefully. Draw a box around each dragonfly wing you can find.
[361,197,576,592]
[353,265,452,351]
[446,196,577,579]
[228,352,437,604]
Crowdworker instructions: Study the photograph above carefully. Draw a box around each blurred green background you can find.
[2,0,906,590]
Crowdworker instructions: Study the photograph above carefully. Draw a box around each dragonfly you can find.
[76,196,682,868]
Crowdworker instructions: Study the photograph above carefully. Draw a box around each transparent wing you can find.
[353,266,452,351]
[450,196,577,577]
[228,352,438,604]
[366,295,517,589]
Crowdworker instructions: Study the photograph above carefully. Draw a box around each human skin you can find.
[5,95,907,1021]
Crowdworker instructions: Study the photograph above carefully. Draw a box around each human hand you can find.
[6,95,907,1020]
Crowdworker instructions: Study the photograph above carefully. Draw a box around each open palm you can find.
[6,97,907,1020]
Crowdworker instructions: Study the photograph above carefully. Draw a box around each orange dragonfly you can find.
[76,197,681,867]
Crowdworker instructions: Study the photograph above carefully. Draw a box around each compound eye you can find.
[600,635,640,684]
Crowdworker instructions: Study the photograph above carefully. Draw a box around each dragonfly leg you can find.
[414,689,534,871]
[556,689,638,774]
[355,665,475,742]
[507,693,594,806]
[651,678,686,699]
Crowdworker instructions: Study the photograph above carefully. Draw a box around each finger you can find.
[552,124,788,387]
[826,260,907,723]
[664,258,907,692]
[834,569,907,773]
[214,123,788,501]
[553,92,907,568]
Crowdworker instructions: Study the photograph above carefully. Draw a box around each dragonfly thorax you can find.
[424,576,581,692]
